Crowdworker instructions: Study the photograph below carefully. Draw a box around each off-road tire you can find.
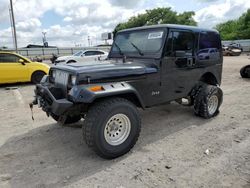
[240,65,250,78]
[194,84,223,119]
[83,98,141,159]
[50,113,81,124]
[31,71,46,84]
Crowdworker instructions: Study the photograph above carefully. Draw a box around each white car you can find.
[55,50,108,64]
[197,48,220,60]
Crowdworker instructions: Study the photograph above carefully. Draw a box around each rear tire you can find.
[83,98,141,159]
[194,84,223,119]
[31,71,46,84]
[50,113,81,124]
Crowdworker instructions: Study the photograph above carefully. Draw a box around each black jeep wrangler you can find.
[32,24,223,159]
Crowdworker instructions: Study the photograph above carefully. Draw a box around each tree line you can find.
[215,9,250,40]
[113,7,250,40]
[113,8,197,34]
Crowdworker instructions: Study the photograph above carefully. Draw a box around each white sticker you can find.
[148,32,163,39]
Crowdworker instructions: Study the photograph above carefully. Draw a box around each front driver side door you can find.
[0,53,29,84]
[161,29,197,101]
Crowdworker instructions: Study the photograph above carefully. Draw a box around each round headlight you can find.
[71,75,77,85]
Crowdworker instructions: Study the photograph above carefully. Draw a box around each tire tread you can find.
[83,97,141,158]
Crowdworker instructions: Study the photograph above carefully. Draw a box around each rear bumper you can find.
[34,84,73,116]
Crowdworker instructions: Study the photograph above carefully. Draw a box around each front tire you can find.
[83,98,141,159]
[31,71,46,84]
[194,84,223,119]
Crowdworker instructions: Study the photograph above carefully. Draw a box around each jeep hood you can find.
[52,60,157,81]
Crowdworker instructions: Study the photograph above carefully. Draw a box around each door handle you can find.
[187,58,193,67]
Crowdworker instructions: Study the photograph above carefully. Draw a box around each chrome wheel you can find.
[208,95,218,115]
[104,113,131,146]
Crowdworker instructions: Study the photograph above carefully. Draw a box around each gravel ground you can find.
[0,56,249,188]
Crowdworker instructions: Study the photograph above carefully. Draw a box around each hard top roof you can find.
[118,24,218,33]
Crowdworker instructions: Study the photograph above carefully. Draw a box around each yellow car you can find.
[0,51,50,84]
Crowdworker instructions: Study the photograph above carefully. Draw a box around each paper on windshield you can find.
[148,32,163,39]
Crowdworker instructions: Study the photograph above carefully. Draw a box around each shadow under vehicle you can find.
[31,24,224,159]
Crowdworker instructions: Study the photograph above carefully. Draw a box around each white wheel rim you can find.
[104,114,131,146]
[208,95,219,115]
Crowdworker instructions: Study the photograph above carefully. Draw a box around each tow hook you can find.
[58,115,67,125]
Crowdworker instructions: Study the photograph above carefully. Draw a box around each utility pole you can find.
[88,36,90,47]
[42,32,48,47]
[42,32,46,43]
[9,0,18,52]
[9,7,15,48]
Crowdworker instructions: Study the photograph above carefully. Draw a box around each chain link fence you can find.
[1,47,111,60]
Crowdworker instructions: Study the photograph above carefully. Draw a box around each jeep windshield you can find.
[110,29,166,58]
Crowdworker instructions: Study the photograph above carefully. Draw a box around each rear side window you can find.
[95,51,105,55]
[198,31,221,61]
[199,32,221,50]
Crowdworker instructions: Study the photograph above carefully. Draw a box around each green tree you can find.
[113,7,196,34]
[215,9,250,40]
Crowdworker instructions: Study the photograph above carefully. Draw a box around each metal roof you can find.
[118,24,218,33]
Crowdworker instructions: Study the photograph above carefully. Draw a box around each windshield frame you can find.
[109,28,167,59]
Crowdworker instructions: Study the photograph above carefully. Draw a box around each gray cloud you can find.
[197,0,219,2]
[0,0,9,23]
[108,0,143,8]
[194,0,250,28]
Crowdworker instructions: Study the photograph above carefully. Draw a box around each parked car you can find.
[197,48,220,60]
[228,43,243,51]
[222,45,242,56]
[0,51,49,84]
[54,50,108,64]
[32,24,223,159]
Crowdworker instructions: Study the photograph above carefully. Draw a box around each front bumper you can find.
[34,84,73,116]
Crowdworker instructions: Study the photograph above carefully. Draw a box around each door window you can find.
[84,51,103,56]
[166,30,194,56]
[0,54,19,63]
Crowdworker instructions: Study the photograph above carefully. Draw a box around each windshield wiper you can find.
[113,41,124,56]
[113,41,127,63]
[130,42,144,56]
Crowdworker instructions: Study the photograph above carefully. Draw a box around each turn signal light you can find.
[88,86,104,92]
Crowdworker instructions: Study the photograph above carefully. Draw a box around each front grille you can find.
[54,70,69,87]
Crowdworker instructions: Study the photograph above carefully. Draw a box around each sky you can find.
[0,0,250,48]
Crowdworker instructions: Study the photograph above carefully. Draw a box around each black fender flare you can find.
[68,82,145,108]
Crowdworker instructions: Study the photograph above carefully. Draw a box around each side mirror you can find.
[174,51,186,58]
[18,59,25,65]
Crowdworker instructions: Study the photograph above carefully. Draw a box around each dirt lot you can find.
[0,56,250,188]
